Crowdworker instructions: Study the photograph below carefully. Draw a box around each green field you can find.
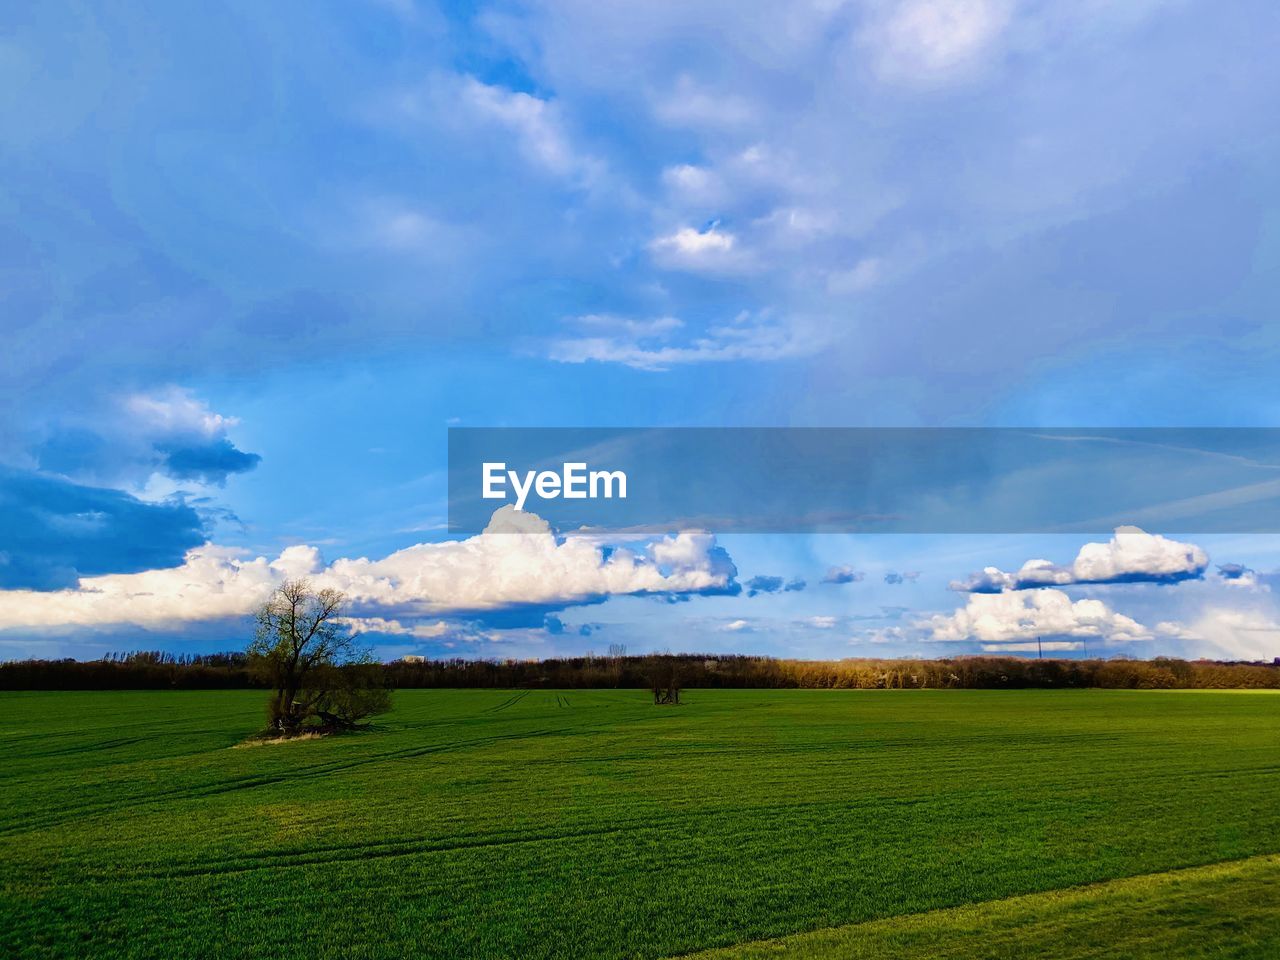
[3,689,1280,959]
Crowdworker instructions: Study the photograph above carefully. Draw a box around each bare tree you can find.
[248,580,390,734]
[608,643,626,687]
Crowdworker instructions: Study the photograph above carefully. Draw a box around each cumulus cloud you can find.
[951,528,1209,593]
[339,617,451,639]
[923,588,1153,645]
[35,387,260,488]
[124,389,238,440]
[0,507,738,632]
[822,565,865,584]
[655,225,735,255]
[649,221,754,274]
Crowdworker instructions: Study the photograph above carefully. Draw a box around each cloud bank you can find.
[923,588,1154,646]
[0,507,737,633]
[951,528,1209,593]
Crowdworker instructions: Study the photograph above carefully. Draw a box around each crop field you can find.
[3,688,1280,959]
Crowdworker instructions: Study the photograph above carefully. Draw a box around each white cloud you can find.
[547,310,820,371]
[862,0,1012,84]
[571,314,684,339]
[952,527,1209,592]
[923,588,1153,644]
[980,639,1082,653]
[339,617,451,639]
[649,223,748,273]
[124,388,237,439]
[0,546,286,630]
[461,77,600,183]
[0,507,736,632]
[719,618,752,632]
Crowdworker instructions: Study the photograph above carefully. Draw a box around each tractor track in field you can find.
[6,730,1279,838]
[8,786,1121,883]
[0,711,633,838]
[1,736,149,761]
[56,792,953,881]
[104,821,650,880]
[484,690,531,713]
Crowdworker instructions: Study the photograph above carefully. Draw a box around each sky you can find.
[4,0,1280,663]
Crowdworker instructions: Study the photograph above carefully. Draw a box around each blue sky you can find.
[3,0,1280,662]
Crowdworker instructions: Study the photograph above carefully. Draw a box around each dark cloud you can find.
[884,570,921,585]
[745,574,806,596]
[1217,563,1254,580]
[742,575,804,597]
[158,439,261,485]
[746,575,784,597]
[32,429,115,478]
[0,467,206,590]
[952,565,1207,593]
[821,565,864,585]
[37,427,260,488]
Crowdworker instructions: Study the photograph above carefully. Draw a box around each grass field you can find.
[3,689,1280,959]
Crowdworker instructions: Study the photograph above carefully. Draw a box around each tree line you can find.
[5,650,1279,691]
